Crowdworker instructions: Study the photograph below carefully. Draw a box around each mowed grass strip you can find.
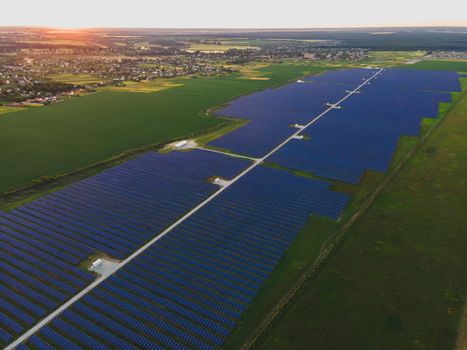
[254,88,467,349]
[0,63,328,193]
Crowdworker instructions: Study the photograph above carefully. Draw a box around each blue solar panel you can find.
[208,78,354,157]
[0,285,46,318]
[61,309,138,349]
[0,311,23,336]
[268,68,460,184]
[49,318,110,350]
[208,68,379,157]
[367,68,461,92]
[304,68,379,86]
[39,326,82,350]
[0,296,35,326]
[0,149,250,348]
[6,150,250,260]
[26,334,56,350]
[27,166,347,349]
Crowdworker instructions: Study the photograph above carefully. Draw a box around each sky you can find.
[0,0,466,28]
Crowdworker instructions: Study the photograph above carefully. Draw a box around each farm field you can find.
[184,39,260,52]
[186,43,258,52]
[403,60,467,72]
[46,73,103,85]
[0,62,330,194]
[247,79,467,349]
[99,79,184,93]
[365,50,427,66]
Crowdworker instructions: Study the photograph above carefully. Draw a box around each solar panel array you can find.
[5,150,250,260]
[0,215,95,345]
[19,166,348,349]
[5,67,460,349]
[208,69,378,157]
[0,150,250,347]
[303,68,380,87]
[360,68,461,92]
[268,69,460,184]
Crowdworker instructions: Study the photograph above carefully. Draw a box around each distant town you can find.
[1,27,466,108]
[0,28,380,107]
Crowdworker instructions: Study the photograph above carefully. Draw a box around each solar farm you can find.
[1,67,463,349]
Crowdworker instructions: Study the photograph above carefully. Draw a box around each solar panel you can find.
[33,166,347,348]
[268,68,459,184]
[0,149,251,348]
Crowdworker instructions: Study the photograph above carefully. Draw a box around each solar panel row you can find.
[0,150,250,346]
[208,69,379,157]
[268,69,460,183]
[20,166,347,349]
[304,67,379,87]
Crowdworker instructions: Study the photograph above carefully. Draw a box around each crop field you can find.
[186,43,258,52]
[0,62,327,194]
[224,63,273,80]
[365,50,426,66]
[99,79,184,93]
[403,59,467,72]
[184,39,260,52]
[46,74,103,85]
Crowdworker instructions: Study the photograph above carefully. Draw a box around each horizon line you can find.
[0,24,466,31]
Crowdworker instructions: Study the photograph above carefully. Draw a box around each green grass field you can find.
[248,82,467,349]
[0,62,332,194]
[403,60,467,72]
